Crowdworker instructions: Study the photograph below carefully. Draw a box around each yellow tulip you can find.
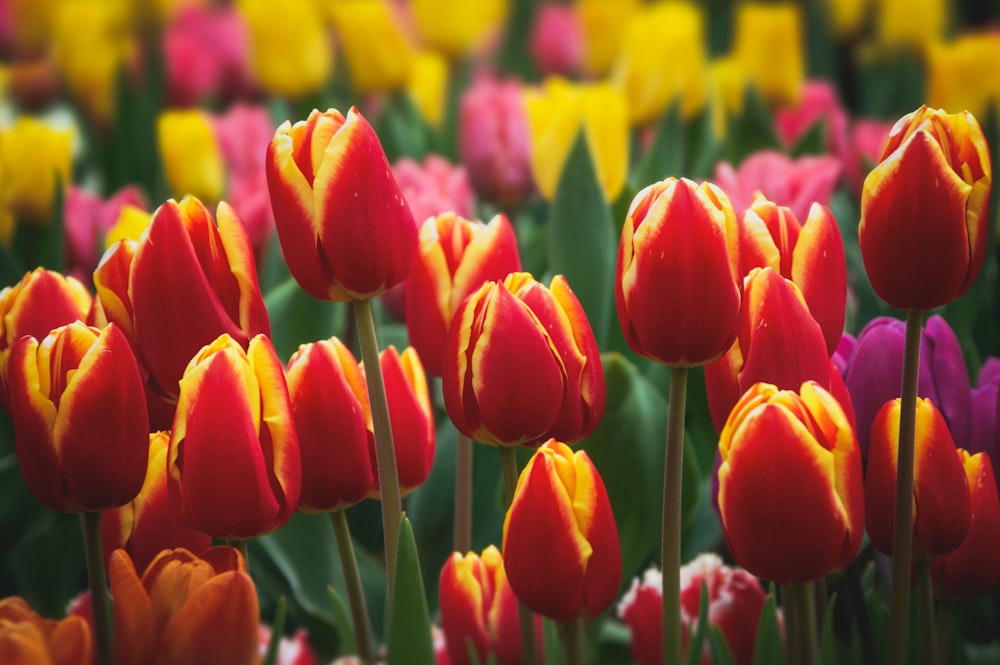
[329,0,412,95]
[105,205,153,249]
[524,77,628,203]
[575,0,641,77]
[926,33,1000,122]
[239,0,332,99]
[612,1,707,125]
[708,56,748,138]
[410,0,506,58]
[0,117,73,227]
[408,50,450,128]
[876,0,946,51]
[824,0,869,39]
[157,109,225,204]
[732,3,804,107]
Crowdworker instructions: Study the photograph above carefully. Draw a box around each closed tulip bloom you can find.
[732,3,803,106]
[442,272,605,448]
[529,3,583,78]
[438,545,523,665]
[406,212,522,376]
[616,177,741,367]
[859,106,992,311]
[168,334,301,539]
[109,547,258,665]
[0,596,92,665]
[970,358,1000,481]
[157,109,225,204]
[866,398,971,558]
[267,107,418,302]
[286,337,374,513]
[8,322,149,512]
[718,381,864,584]
[0,116,72,226]
[407,50,449,129]
[327,0,412,95]
[101,432,213,573]
[238,0,331,99]
[502,439,621,622]
[411,0,506,58]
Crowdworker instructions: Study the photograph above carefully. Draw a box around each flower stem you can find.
[331,510,376,665]
[915,558,941,665]
[562,616,587,665]
[887,308,924,665]
[80,511,112,665]
[501,446,536,665]
[662,365,688,665]
[353,298,402,594]
[227,538,249,569]
[783,582,819,665]
[454,430,473,553]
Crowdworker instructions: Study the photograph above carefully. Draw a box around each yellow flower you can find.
[612,1,707,126]
[239,0,332,99]
[0,117,73,227]
[408,50,449,128]
[926,33,1000,122]
[105,205,152,249]
[575,0,641,77]
[732,2,804,107]
[824,0,869,39]
[876,0,945,51]
[524,77,628,203]
[157,109,224,204]
[410,0,506,58]
[709,56,748,138]
[10,0,64,58]
[329,0,412,95]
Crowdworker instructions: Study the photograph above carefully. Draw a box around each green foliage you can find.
[753,593,784,665]
[386,515,436,665]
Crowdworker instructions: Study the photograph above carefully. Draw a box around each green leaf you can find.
[632,101,685,188]
[37,177,66,272]
[789,119,828,158]
[387,515,435,665]
[752,593,784,665]
[327,585,357,655]
[263,278,346,362]
[547,130,617,348]
[376,92,429,163]
[685,581,712,665]
[708,625,738,665]
[542,617,564,665]
[819,593,838,665]
[262,596,287,665]
[724,86,782,166]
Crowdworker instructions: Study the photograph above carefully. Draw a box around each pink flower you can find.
[164,4,251,106]
[530,3,583,78]
[257,626,319,665]
[393,155,474,226]
[713,151,841,221]
[774,79,849,158]
[844,119,893,198]
[64,185,148,281]
[458,76,535,209]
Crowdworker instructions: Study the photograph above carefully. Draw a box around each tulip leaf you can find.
[542,617,564,665]
[262,596,287,665]
[789,119,828,158]
[752,593,784,665]
[263,278,347,362]
[724,86,781,166]
[819,593,838,665]
[376,91,428,163]
[548,130,617,348]
[386,514,436,665]
[327,586,357,656]
[708,626,738,665]
[685,581,712,665]
[632,101,685,188]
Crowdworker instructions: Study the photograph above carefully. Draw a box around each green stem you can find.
[562,616,587,665]
[80,511,113,665]
[331,510,376,665]
[454,430,473,553]
[662,366,688,665]
[353,298,402,594]
[500,446,536,665]
[887,309,924,665]
[937,599,953,664]
[227,538,250,569]
[915,559,940,665]
[783,582,819,665]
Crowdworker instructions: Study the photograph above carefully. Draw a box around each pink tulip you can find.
[774,80,849,158]
[393,155,474,226]
[64,185,148,281]
[530,3,583,77]
[844,119,893,198]
[164,4,251,106]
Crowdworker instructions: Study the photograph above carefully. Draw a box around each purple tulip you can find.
[971,357,1000,484]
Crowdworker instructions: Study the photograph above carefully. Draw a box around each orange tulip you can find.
[0,596,92,665]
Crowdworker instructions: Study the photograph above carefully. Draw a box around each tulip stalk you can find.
[331,510,376,664]
[501,446,537,665]
[454,431,473,552]
[887,309,923,665]
[783,582,819,665]
[915,559,941,665]
[354,298,403,593]
[561,617,587,665]
[662,366,688,665]
[81,511,113,665]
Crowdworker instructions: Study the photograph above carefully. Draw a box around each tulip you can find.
[865,398,971,559]
[844,119,893,198]
[732,3,804,107]
[168,334,301,539]
[8,0,60,58]
[930,450,1000,598]
[109,547,259,665]
[163,4,251,106]
[327,0,412,96]
[238,0,331,99]
[157,109,225,204]
[410,0,506,58]
[63,185,148,280]
[926,34,1000,124]
[523,77,629,202]
[257,626,320,665]
[611,1,707,125]
[876,0,945,51]
[0,596,92,665]
[442,272,605,448]
[502,439,621,622]
[103,205,152,250]
[859,105,992,311]
[266,107,418,302]
[407,50,450,129]
[574,0,641,77]
[8,321,149,512]
[101,432,213,573]
[458,77,535,209]
[825,0,866,39]
[438,545,525,665]
[0,116,72,227]
[707,56,746,138]
[615,177,741,367]
[406,212,522,376]
[0,268,92,409]
[774,80,849,159]
[970,358,1000,482]
[286,337,374,513]
[529,3,583,78]
[392,156,475,229]
[717,381,865,584]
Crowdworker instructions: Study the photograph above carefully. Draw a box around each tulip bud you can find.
[0,116,72,226]
[266,107,418,301]
[616,177,741,367]
[859,106,992,311]
[442,272,605,448]
[406,213,522,376]
[0,596,93,665]
[718,381,864,584]
[529,3,583,78]
[168,334,301,539]
[502,439,621,621]
[866,398,971,559]
[8,322,149,513]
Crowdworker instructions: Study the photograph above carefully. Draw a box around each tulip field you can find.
[3,1,1000,664]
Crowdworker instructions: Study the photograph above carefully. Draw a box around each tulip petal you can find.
[573,450,622,617]
[109,549,157,665]
[791,204,846,355]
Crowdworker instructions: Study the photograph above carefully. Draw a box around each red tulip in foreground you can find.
[442,272,605,448]
[168,334,301,539]
[8,321,149,512]
[717,381,864,584]
[0,596,92,665]
[859,105,992,311]
[502,439,621,622]
[266,106,417,301]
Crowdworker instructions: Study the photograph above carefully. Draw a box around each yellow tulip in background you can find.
[574,0,641,77]
[824,0,868,39]
[927,34,1000,124]
[157,109,224,204]
[732,3,804,107]
[524,77,628,203]
[876,0,946,51]
[410,0,506,58]
[708,56,747,138]
[407,50,450,128]
[0,117,72,228]
[329,0,412,96]
[240,0,332,99]
[105,205,153,250]
[612,1,707,126]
